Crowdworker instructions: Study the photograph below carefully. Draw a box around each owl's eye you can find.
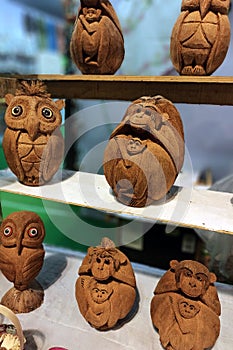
[28,227,38,238]
[11,105,23,117]
[3,226,13,237]
[42,108,53,119]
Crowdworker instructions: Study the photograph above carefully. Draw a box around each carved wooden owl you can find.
[3,80,65,186]
[170,0,231,75]
[0,211,46,313]
[70,0,124,74]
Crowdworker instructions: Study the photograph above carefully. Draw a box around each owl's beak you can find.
[200,0,211,18]
[27,116,39,141]
[17,240,23,256]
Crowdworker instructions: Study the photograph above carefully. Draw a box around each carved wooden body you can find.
[3,81,65,186]
[70,0,124,74]
[75,238,137,330]
[151,260,221,350]
[170,0,231,75]
[103,96,184,207]
[0,211,46,313]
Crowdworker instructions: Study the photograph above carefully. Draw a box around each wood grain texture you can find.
[1,75,233,105]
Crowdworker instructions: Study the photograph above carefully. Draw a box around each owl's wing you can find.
[19,249,45,287]
[42,129,64,182]
[2,129,25,182]
[0,249,16,283]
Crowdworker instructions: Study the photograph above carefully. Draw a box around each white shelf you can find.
[0,169,232,235]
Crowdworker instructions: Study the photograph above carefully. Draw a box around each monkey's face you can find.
[178,300,200,319]
[91,283,113,303]
[127,138,146,155]
[177,268,208,298]
[85,8,101,22]
[91,255,115,280]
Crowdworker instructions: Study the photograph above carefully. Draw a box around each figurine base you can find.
[1,280,44,313]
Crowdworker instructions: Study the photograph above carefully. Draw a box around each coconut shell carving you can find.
[70,0,124,74]
[0,211,46,313]
[3,80,65,186]
[75,237,137,330]
[170,0,231,75]
[103,95,184,207]
[151,259,221,350]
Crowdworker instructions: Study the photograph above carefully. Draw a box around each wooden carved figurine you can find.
[3,80,65,186]
[70,0,124,74]
[170,0,231,75]
[151,259,221,350]
[75,237,137,330]
[0,211,46,313]
[103,95,185,207]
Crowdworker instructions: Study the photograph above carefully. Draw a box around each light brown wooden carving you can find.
[70,0,124,74]
[151,259,221,350]
[0,211,46,313]
[3,80,65,186]
[103,95,184,207]
[170,0,231,75]
[75,237,137,330]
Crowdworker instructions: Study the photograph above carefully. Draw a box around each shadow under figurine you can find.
[75,237,137,330]
[170,0,231,75]
[70,0,124,74]
[3,80,65,186]
[150,259,221,350]
[0,211,46,313]
[103,95,184,207]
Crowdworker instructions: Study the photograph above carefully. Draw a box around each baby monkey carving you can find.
[151,259,221,350]
[70,0,124,74]
[75,237,137,330]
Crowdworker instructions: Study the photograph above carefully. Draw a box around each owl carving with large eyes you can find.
[0,211,46,313]
[3,80,65,186]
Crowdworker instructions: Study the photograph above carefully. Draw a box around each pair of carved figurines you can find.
[69,0,231,76]
[76,238,221,350]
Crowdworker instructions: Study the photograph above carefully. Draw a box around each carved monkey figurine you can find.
[170,0,231,75]
[3,80,65,186]
[75,237,137,330]
[150,259,221,350]
[103,95,185,207]
[70,0,124,74]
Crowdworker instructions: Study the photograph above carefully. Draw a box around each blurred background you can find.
[0,0,233,281]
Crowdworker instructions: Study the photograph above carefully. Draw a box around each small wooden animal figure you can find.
[3,80,65,186]
[75,237,137,330]
[151,259,221,350]
[103,95,184,207]
[70,0,124,74]
[0,211,46,313]
[170,0,231,75]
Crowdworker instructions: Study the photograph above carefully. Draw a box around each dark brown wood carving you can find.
[103,95,184,207]
[170,0,231,75]
[70,0,124,74]
[151,259,221,350]
[0,211,46,313]
[3,80,65,186]
[75,237,137,330]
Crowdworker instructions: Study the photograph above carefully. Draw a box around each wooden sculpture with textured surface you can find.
[151,259,221,350]
[75,238,137,330]
[3,80,65,186]
[170,0,231,75]
[0,211,46,313]
[103,95,184,207]
[70,0,124,74]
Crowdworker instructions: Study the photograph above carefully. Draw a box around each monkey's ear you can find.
[170,260,179,271]
[82,7,88,15]
[5,94,14,105]
[55,99,65,110]
[96,9,102,17]
[209,272,217,284]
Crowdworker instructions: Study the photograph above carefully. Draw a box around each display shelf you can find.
[1,74,233,105]
[2,245,231,350]
[0,169,232,235]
